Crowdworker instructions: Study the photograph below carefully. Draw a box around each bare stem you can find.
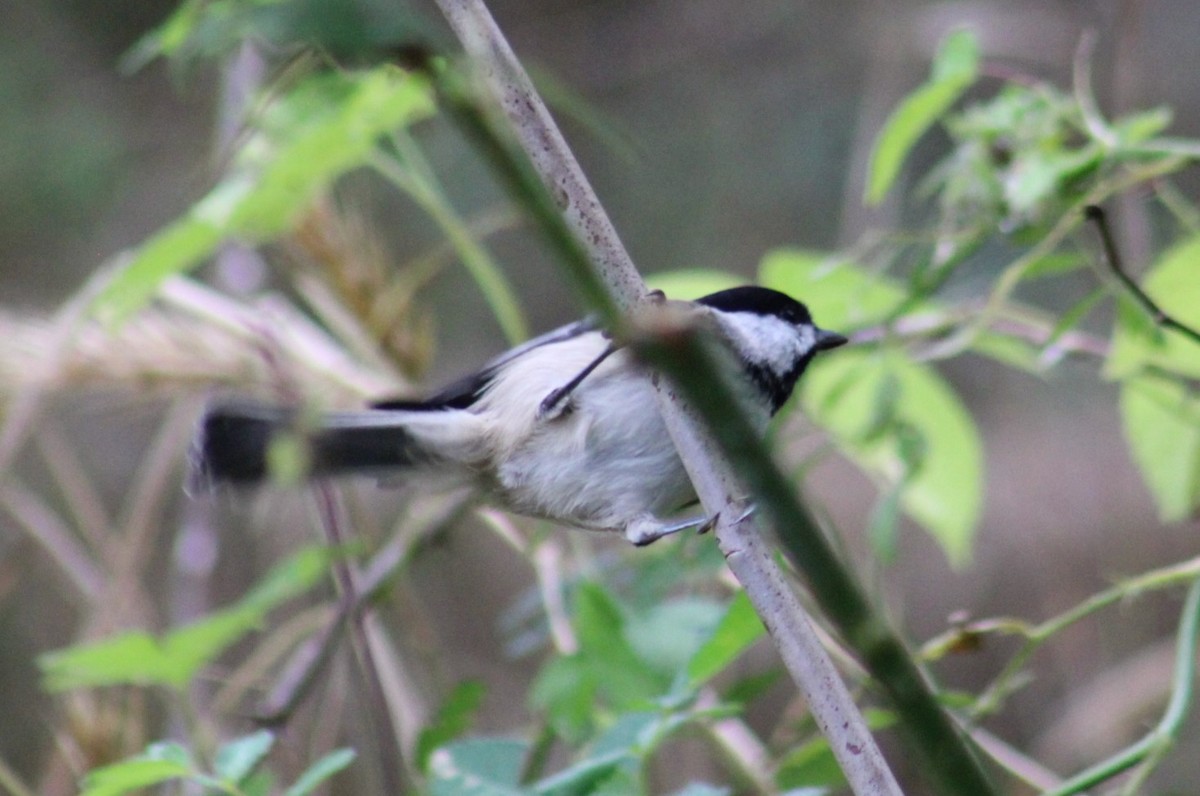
[1041,576,1200,796]
[311,482,410,793]
[972,554,1200,718]
[1085,204,1200,346]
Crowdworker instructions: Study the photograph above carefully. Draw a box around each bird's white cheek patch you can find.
[724,313,814,377]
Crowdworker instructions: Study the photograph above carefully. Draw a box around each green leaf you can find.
[40,546,330,690]
[91,67,434,326]
[40,633,170,692]
[669,785,731,796]
[80,759,193,796]
[686,591,765,687]
[1002,146,1101,217]
[866,29,979,204]
[1044,288,1106,350]
[532,583,674,743]
[1114,106,1173,146]
[624,597,724,677]
[557,766,639,796]
[1107,234,1200,380]
[240,543,332,610]
[775,710,894,792]
[722,669,782,705]
[1107,294,1166,379]
[1120,374,1200,521]
[242,769,277,796]
[121,0,208,71]
[969,331,1043,373]
[283,748,357,796]
[761,248,985,562]
[776,735,846,791]
[214,730,275,784]
[125,0,430,73]
[761,247,1044,372]
[416,680,488,773]
[572,583,664,705]
[801,350,983,565]
[759,249,911,331]
[646,269,745,300]
[588,710,690,759]
[428,739,528,796]
[530,655,597,744]
[1022,252,1087,279]
[866,481,905,564]
[532,747,632,796]
[80,743,194,796]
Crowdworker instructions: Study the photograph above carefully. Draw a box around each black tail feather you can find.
[191,404,292,487]
[190,402,429,488]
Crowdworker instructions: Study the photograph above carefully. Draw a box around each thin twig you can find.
[1085,204,1200,346]
[851,301,1113,363]
[35,422,112,553]
[971,554,1200,719]
[965,725,1064,792]
[0,754,37,796]
[254,493,468,727]
[1041,577,1200,796]
[110,399,198,582]
[0,478,106,600]
[694,687,776,795]
[311,481,410,793]
[432,0,648,314]
[1072,32,1118,150]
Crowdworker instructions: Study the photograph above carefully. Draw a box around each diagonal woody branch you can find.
[428,2,996,794]
[428,2,901,793]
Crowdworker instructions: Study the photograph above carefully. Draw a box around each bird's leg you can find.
[623,503,758,547]
[623,513,716,546]
[538,343,618,420]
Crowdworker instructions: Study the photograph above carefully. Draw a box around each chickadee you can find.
[193,286,846,545]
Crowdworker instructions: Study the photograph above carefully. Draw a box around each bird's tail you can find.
[190,401,482,488]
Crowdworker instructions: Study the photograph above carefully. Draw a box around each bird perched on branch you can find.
[192,286,846,545]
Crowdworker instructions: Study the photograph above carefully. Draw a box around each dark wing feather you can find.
[371,318,600,411]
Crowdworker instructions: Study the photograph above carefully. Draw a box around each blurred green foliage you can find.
[80,734,355,796]
[17,6,1200,795]
[40,546,331,691]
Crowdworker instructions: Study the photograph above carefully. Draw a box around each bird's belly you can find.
[493,387,694,531]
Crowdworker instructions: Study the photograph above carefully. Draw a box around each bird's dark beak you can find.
[814,328,849,352]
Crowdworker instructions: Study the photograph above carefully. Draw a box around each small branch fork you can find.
[310,482,410,794]
[1085,204,1200,346]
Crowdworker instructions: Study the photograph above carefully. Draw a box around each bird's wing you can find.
[370,318,601,411]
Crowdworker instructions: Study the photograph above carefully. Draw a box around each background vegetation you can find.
[2,1,1200,793]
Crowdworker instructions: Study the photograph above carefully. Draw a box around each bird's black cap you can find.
[695,286,814,326]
